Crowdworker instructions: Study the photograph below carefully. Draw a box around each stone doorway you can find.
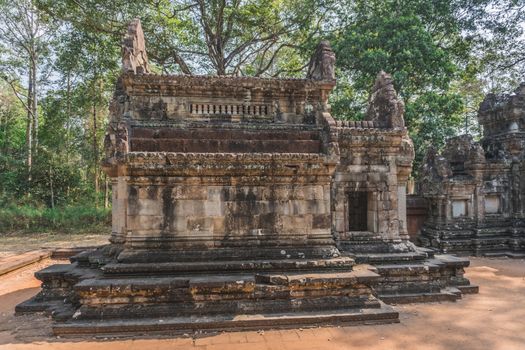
[348,191,368,231]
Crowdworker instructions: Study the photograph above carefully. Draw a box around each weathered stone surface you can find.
[366,71,405,129]
[332,77,476,303]
[307,40,336,81]
[122,18,150,74]
[418,83,525,256]
[17,19,477,335]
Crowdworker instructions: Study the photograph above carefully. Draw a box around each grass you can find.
[0,204,111,234]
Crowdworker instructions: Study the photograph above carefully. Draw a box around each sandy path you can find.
[0,257,524,350]
[0,234,107,258]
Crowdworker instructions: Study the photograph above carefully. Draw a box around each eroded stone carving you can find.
[307,41,336,81]
[420,146,452,184]
[441,134,485,166]
[103,122,129,161]
[366,71,405,128]
[122,18,150,74]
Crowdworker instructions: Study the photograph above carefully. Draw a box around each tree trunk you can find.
[66,72,71,162]
[104,175,109,209]
[31,52,38,155]
[26,64,33,186]
[93,100,99,206]
[0,109,5,154]
[49,165,55,209]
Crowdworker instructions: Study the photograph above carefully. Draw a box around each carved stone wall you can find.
[103,65,339,263]
[332,72,415,256]
[16,22,477,335]
[418,85,525,256]
[106,68,418,262]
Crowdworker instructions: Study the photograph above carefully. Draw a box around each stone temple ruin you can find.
[419,84,525,256]
[16,19,477,335]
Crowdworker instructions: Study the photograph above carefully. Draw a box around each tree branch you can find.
[0,76,35,119]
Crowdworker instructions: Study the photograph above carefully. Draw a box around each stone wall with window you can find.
[332,72,416,256]
[418,84,525,256]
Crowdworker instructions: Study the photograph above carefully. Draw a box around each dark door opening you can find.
[348,191,368,231]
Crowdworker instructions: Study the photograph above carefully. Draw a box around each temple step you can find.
[69,269,383,319]
[16,298,77,321]
[421,225,525,256]
[457,285,480,294]
[373,263,445,295]
[477,250,525,258]
[102,257,355,275]
[52,303,399,336]
[432,254,470,267]
[355,254,477,303]
[475,227,515,236]
[374,263,442,276]
[378,288,462,304]
[75,269,380,300]
[74,296,383,320]
[353,252,428,265]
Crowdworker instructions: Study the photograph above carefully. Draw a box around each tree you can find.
[0,82,27,200]
[463,0,525,91]
[1,0,524,211]
[35,0,330,76]
[50,27,119,207]
[0,0,54,188]
[330,0,525,175]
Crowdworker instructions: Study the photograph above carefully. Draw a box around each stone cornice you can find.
[121,73,336,96]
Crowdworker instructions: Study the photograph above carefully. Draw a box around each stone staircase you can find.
[17,247,400,336]
[336,231,478,304]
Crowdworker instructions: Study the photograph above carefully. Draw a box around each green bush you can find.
[0,204,111,233]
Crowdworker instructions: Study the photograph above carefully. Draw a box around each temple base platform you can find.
[16,247,401,335]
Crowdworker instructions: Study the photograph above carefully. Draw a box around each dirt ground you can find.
[0,257,524,350]
[0,233,108,258]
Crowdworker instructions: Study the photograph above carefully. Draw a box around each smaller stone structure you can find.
[419,84,525,256]
[332,72,477,304]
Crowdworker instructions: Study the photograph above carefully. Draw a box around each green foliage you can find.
[329,75,368,120]
[35,0,329,76]
[329,0,505,174]
[0,0,524,229]
[405,92,464,172]
[335,8,456,97]
[0,203,111,233]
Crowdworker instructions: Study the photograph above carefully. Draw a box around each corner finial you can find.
[366,71,405,128]
[122,18,150,74]
[307,41,336,81]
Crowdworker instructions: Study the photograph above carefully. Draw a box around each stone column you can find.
[397,184,409,240]
[109,176,128,244]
